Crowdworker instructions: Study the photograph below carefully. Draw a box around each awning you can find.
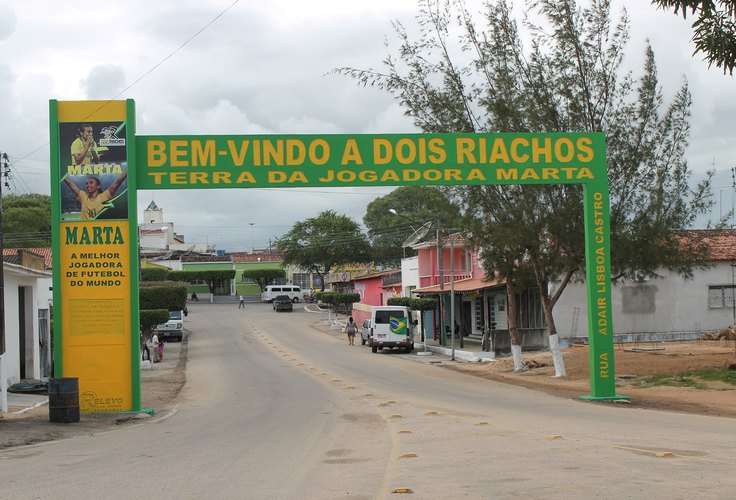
[414,277,505,295]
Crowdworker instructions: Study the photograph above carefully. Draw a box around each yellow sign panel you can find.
[59,220,131,412]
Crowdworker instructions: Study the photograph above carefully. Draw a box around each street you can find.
[2,302,735,499]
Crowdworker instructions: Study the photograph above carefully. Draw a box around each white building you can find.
[139,201,212,259]
[1,249,52,413]
[554,229,736,343]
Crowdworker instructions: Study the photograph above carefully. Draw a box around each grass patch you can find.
[686,368,736,385]
[634,368,736,389]
[634,374,707,389]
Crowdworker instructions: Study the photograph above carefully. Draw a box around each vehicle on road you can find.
[155,310,184,341]
[262,285,302,303]
[360,319,372,345]
[369,306,416,353]
[273,294,294,312]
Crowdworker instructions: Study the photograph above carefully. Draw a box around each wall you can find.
[553,262,736,340]
[1,265,52,411]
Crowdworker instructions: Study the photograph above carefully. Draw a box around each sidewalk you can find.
[5,339,182,416]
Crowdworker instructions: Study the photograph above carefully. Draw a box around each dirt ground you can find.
[447,340,736,418]
[0,338,187,450]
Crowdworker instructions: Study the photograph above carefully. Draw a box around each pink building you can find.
[351,269,402,325]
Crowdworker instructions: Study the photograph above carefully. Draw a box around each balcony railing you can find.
[419,271,473,284]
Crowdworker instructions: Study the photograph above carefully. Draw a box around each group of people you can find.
[141,332,165,363]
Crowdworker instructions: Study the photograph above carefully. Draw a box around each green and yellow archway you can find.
[50,99,624,413]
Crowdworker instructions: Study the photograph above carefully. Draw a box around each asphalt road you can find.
[1,302,735,499]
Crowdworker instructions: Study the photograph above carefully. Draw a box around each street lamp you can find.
[138,226,168,281]
[389,208,435,356]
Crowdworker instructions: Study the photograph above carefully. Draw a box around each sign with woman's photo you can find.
[59,121,129,221]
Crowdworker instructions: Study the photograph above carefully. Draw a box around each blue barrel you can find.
[48,377,80,423]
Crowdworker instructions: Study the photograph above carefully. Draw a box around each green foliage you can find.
[169,269,236,295]
[686,367,736,385]
[242,269,285,291]
[1,194,51,248]
[338,0,716,341]
[633,367,736,388]
[141,268,169,282]
[139,281,188,311]
[634,374,707,389]
[276,210,371,290]
[387,296,437,311]
[363,186,461,265]
[316,292,361,311]
[140,309,170,338]
[652,0,736,75]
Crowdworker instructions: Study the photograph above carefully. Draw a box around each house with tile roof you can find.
[181,254,235,301]
[229,251,285,299]
[554,229,736,343]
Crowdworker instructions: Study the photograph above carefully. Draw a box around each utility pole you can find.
[0,152,9,355]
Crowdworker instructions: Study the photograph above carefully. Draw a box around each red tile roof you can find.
[2,247,52,269]
[228,252,283,263]
[681,229,736,261]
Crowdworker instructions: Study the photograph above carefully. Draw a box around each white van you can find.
[261,285,302,303]
[369,306,417,353]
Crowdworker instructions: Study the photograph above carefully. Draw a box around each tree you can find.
[139,281,187,342]
[363,186,462,265]
[1,194,51,248]
[338,0,715,373]
[242,269,285,291]
[652,0,736,75]
[276,210,371,290]
[169,270,236,302]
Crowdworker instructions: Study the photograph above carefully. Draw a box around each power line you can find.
[7,1,242,188]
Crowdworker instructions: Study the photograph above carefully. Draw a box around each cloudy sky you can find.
[0,0,733,251]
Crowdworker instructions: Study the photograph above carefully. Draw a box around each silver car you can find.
[360,319,372,346]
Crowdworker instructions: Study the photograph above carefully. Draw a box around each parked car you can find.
[273,294,294,312]
[369,306,416,353]
[360,319,372,345]
[155,310,184,341]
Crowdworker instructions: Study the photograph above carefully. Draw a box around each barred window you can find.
[517,288,546,329]
[293,273,311,289]
[708,285,736,309]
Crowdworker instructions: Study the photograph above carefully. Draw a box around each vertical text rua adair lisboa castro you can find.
[142,135,599,185]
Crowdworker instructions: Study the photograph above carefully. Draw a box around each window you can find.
[708,285,736,309]
[293,273,311,289]
[242,274,254,283]
[517,288,545,329]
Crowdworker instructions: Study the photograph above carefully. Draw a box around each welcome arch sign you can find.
[50,99,625,413]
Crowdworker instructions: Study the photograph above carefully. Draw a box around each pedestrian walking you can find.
[344,317,358,346]
[238,295,245,308]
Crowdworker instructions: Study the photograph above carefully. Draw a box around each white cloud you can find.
[2,0,734,249]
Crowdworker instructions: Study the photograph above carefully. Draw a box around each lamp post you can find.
[138,226,168,281]
[389,208,438,356]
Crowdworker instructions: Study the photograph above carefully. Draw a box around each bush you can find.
[387,297,437,311]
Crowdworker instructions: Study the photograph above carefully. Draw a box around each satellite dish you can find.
[401,221,432,248]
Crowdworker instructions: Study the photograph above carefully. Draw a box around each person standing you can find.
[152,332,160,363]
[71,124,101,165]
[63,171,127,220]
[238,295,245,308]
[344,317,358,346]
